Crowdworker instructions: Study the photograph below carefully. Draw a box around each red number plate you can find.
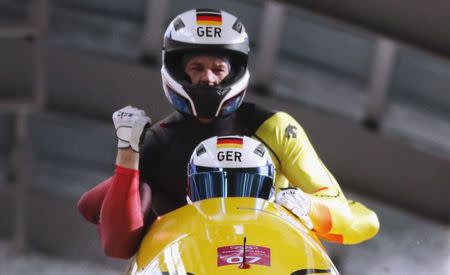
[217,245,271,267]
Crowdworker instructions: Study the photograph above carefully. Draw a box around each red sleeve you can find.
[99,165,151,259]
[77,176,113,224]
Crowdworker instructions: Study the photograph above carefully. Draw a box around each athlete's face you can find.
[184,56,230,86]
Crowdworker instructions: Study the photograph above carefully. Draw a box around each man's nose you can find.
[199,70,217,85]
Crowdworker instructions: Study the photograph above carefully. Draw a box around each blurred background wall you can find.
[0,0,449,274]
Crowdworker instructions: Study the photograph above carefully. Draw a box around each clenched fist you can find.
[112,106,151,152]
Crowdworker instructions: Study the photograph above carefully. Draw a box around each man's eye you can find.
[213,68,225,74]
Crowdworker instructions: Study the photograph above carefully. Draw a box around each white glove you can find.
[112,106,151,152]
[275,187,313,229]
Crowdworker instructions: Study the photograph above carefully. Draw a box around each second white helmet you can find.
[187,136,275,202]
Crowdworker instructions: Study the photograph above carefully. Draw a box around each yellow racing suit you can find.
[254,112,379,244]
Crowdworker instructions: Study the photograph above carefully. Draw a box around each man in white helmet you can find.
[187,135,276,203]
[78,9,379,259]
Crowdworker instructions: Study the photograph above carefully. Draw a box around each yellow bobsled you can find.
[127,197,339,275]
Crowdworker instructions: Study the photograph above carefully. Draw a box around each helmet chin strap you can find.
[179,112,217,125]
[197,117,215,124]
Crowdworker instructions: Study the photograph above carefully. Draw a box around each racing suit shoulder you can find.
[236,102,275,135]
[254,111,379,244]
[139,112,186,182]
[143,112,186,146]
[254,111,334,191]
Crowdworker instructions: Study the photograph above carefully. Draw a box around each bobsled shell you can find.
[130,197,338,275]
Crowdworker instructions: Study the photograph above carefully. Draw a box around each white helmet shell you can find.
[161,9,250,119]
[190,136,273,168]
[187,135,275,202]
[165,9,248,45]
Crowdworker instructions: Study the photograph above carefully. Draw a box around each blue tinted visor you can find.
[187,166,274,202]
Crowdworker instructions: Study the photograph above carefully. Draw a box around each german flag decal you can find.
[196,9,222,26]
[217,137,243,149]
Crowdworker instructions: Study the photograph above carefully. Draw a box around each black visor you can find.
[187,167,274,202]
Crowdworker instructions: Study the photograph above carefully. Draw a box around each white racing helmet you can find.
[187,136,275,202]
[161,9,250,119]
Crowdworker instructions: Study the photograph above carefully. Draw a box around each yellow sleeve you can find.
[254,112,379,244]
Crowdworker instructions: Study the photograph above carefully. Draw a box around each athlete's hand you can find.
[275,187,313,229]
[112,106,151,152]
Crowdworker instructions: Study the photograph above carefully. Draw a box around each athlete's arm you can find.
[314,199,379,244]
[78,106,154,259]
[254,112,379,244]
[99,148,151,258]
[76,149,142,225]
[77,176,113,224]
[76,149,152,259]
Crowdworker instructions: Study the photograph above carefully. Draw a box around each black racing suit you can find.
[140,102,273,215]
